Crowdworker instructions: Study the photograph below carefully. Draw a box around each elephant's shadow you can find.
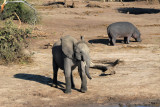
[88,39,124,45]
[14,73,80,93]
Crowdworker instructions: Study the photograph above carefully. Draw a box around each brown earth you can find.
[0,1,160,107]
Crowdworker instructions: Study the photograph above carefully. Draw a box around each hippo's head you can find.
[133,29,142,42]
[135,37,142,42]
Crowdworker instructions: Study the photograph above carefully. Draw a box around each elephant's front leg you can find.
[64,57,72,93]
[78,62,87,93]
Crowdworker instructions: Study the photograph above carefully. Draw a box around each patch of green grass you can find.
[0,18,32,64]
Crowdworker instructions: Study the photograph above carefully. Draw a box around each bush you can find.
[0,19,32,64]
[0,0,37,24]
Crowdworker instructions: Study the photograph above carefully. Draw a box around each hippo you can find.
[107,22,141,46]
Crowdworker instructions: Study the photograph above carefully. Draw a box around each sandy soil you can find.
[0,1,160,107]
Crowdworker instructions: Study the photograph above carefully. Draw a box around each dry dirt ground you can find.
[0,1,160,107]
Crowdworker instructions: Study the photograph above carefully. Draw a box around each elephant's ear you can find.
[61,35,78,59]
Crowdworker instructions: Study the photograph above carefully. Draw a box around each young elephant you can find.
[52,35,92,93]
[107,22,141,46]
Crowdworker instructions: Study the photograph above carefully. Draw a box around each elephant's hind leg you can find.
[52,59,59,88]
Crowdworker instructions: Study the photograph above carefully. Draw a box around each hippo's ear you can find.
[61,35,78,59]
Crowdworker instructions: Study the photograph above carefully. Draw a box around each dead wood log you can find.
[90,59,120,74]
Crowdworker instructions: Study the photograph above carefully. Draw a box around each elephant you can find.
[107,22,142,46]
[52,35,92,93]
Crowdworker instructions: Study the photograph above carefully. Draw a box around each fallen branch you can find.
[90,59,120,74]
[14,12,21,29]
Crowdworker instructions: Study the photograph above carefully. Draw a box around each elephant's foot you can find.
[65,89,71,94]
[80,87,87,93]
[51,83,58,88]
[52,80,58,87]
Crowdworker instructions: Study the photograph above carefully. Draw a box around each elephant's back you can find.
[52,41,62,54]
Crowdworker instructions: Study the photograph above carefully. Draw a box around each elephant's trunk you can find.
[85,63,92,79]
[83,57,92,80]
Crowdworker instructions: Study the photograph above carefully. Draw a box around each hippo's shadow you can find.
[14,73,80,93]
[88,39,124,45]
[99,73,112,76]
[43,2,65,6]
[117,7,160,15]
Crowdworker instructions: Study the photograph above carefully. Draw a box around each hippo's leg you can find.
[111,37,116,46]
[109,38,112,45]
[124,37,127,44]
[126,36,131,44]
[108,33,112,45]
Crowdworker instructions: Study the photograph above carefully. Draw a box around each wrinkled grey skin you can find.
[107,22,142,46]
[52,35,92,93]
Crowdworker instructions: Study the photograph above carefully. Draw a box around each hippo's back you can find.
[107,22,136,37]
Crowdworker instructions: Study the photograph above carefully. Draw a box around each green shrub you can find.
[0,19,32,64]
[0,0,37,24]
